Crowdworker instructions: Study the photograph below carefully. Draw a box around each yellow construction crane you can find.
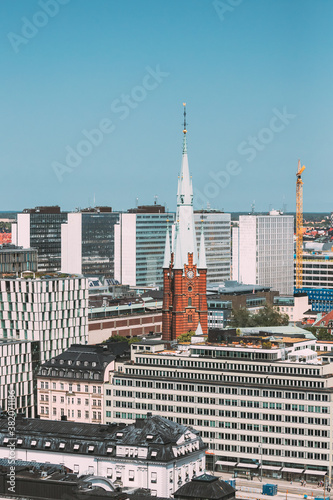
[296,160,305,289]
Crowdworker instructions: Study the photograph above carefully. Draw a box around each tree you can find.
[177,331,196,343]
[305,326,333,341]
[229,306,289,328]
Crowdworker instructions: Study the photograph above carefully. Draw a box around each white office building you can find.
[61,209,119,277]
[107,338,333,481]
[233,213,294,296]
[0,339,34,417]
[194,211,231,284]
[0,275,88,417]
[114,209,175,288]
[0,276,88,362]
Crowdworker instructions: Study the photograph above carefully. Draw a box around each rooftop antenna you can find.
[251,200,255,214]
[93,193,96,207]
[135,197,139,208]
[154,195,158,205]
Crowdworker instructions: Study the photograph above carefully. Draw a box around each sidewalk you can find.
[214,471,331,499]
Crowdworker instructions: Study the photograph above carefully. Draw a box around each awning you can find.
[261,465,282,471]
[237,463,259,469]
[304,470,327,476]
[215,461,237,467]
[281,468,304,474]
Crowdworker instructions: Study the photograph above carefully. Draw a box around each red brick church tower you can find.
[162,104,208,341]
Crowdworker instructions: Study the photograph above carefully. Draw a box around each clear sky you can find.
[1,0,332,213]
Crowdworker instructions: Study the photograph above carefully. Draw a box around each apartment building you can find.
[106,338,333,481]
[36,344,122,423]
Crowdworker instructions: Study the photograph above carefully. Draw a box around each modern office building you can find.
[114,205,175,288]
[0,274,88,416]
[194,211,231,284]
[0,339,35,417]
[12,206,68,272]
[0,244,37,275]
[233,212,294,296]
[61,207,119,277]
[107,337,332,481]
[0,415,206,497]
[0,275,88,360]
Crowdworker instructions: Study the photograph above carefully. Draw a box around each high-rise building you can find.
[0,339,34,417]
[61,207,119,277]
[114,206,175,288]
[12,206,68,272]
[162,105,208,340]
[194,211,231,283]
[232,212,294,296]
[0,274,88,417]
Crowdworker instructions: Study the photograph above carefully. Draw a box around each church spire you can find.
[175,103,198,266]
[183,102,187,155]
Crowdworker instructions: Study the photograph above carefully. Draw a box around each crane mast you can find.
[296,160,305,289]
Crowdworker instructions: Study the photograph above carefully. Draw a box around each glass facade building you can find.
[135,213,175,287]
[194,211,231,284]
[81,212,120,277]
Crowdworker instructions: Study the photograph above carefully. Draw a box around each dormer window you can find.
[31,440,37,447]
[151,450,158,457]
[76,361,81,366]
[59,360,64,365]
[3,438,9,444]
[59,443,65,449]
[92,362,97,367]
[107,446,113,453]
[73,444,80,450]
[147,434,154,440]
[84,361,89,366]
[45,441,51,448]
[116,432,123,438]
[68,360,72,365]
[88,445,94,452]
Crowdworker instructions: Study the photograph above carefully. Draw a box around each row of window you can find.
[40,406,101,420]
[39,381,102,393]
[115,378,327,396]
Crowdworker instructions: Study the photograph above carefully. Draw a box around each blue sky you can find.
[1,0,332,212]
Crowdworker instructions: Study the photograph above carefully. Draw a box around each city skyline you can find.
[1,0,333,212]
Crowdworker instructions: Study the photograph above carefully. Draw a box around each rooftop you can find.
[0,414,205,463]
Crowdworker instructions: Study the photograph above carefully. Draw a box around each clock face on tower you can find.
[187,270,194,279]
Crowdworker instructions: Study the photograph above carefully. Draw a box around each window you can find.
[129,470,134,481]
[151,472,157,483]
